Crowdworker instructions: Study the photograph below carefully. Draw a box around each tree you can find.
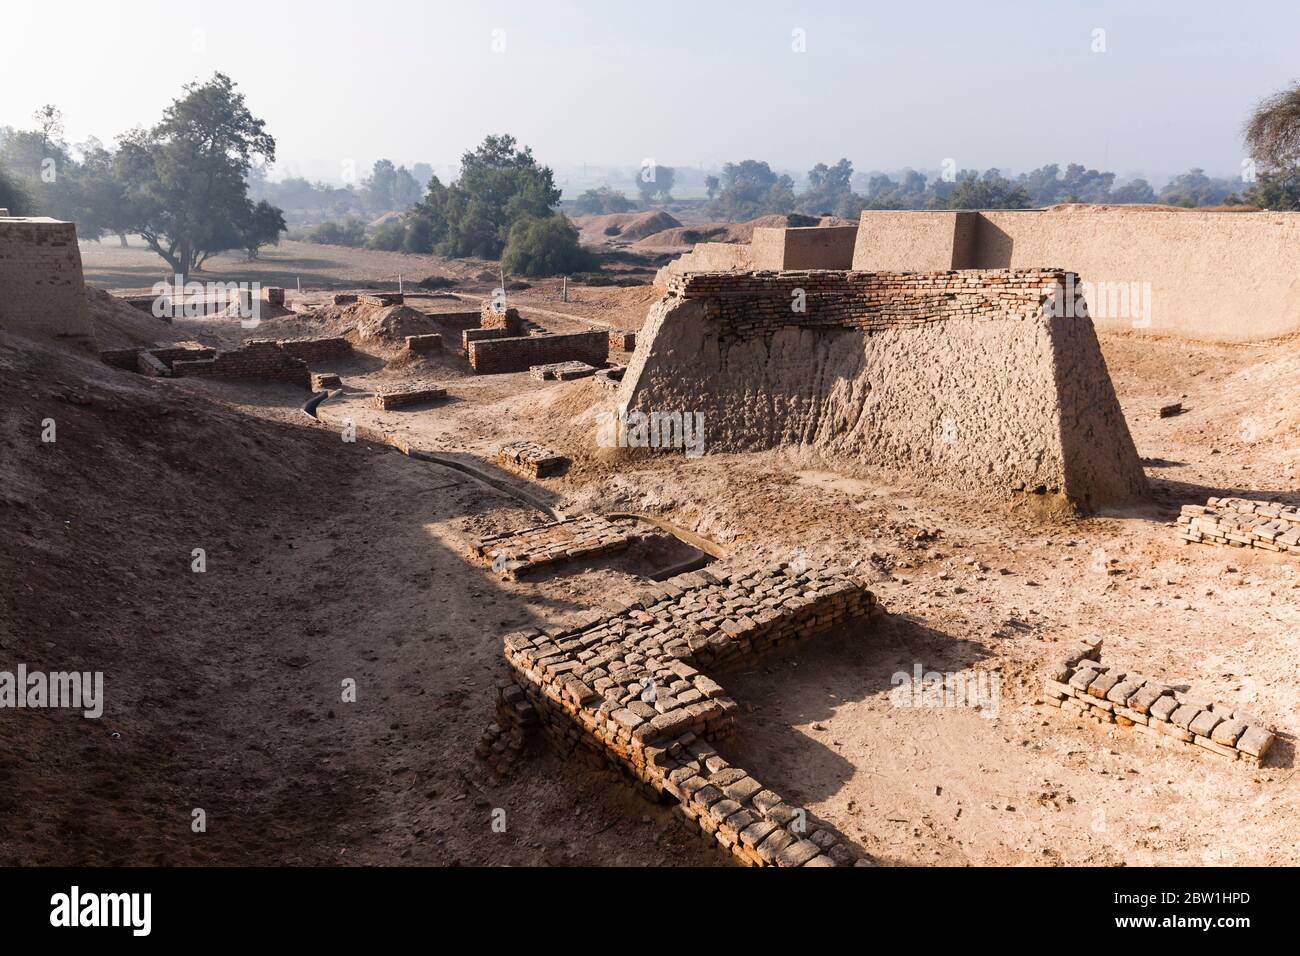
[572,186,632,215]
[406,134,563,259]
[116,73,281,274]
[714,160,795,220]
[240,200,286,259]
[635,164,674,203]
[937,170,1032,209]
[500,214,595,277]
[1158,168,1236,207]
[1244,83,1300,210]
[704,175,720,201]
[0,163,28,214]
[799,159,854,214]
[1109,178,1156,204]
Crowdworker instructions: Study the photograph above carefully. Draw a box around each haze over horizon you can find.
[4,0,1295,187]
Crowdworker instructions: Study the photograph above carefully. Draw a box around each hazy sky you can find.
[4,0,1295,184]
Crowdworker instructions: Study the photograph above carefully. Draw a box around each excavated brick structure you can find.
[618,269,1147,509]
[490,562,883,866]
[0,217,94,343]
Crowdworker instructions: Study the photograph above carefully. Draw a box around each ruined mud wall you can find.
[853,207,1300,342]
[619,269,1147,508]
[0,217,94,342]
[467,330,608,374]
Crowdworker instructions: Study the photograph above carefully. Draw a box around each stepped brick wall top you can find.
[666,269,1067,341]
[495,562,881,865]
[171,340,311,388]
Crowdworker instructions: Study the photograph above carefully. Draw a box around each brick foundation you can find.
[481,303,522,335]
[277,336,352,363]
[493,562,881,865]
[496,441,568,479]
[405,333,442,354]
[1043,641,1277,765]
[471,514,640,577]
[172,340,312,388]
[372,382,447,409]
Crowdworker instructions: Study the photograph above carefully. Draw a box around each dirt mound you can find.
[633,214,818,249]
[85,287,175,349]
[576,210,681,245]
[291,301,439,348]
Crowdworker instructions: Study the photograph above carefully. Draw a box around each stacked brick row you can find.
[371,382,447,409]
[529,361,598,381]
[496,562,881,865]
[470,515,642,577]
[1178,497,1300,553]
[495,441,568,479]
[666,269,1068,342]
[475,681,537,777]
[462,327,508,351]
[1043,641,1276,765]
[467,330,609,374]
[608,330,637,352]
[360,292,404,307]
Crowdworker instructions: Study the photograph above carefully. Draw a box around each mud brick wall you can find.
[1178,497,1300,553]
[471,514,640,577]
[99,347,142,371]
[405,333,442,354]
[496,440,567,479]
[666,268,1066,341]
[609,330,637,351]
[468,330,608,374]
[426,310,481,332]
[496,562,881,865]
[481,303,522,335]
[463,327,507,351]
[277,336,352,363]
[148,345,217,368]
[172,340,311,388]
[0,218,94,341]
[1043,641,1277,766]
[360,292,403,307]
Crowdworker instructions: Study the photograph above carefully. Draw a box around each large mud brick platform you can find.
[1178,497,1300,553]
[485,562,882,865]
[1043,641,1277,766]
[0,217,94,342]
[620,268,1147,509]
[471,514,644,577]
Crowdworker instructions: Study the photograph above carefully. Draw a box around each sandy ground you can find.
[3,287,1298,866]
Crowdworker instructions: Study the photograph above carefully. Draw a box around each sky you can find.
[3,0,1296,185]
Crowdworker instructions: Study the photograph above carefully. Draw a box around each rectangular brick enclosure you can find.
[467,330,609,374]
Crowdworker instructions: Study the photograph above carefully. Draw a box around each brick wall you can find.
[467,330,609,374]
[481,303,523,335]
[0,218,94,341]
[463,327,508,350]
[276,336,352,363]
[666,268,1065,340]
[172,340,311,388]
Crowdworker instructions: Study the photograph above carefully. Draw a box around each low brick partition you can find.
[146,344,218,369]
[489,562,881,865]
[360,292,404,307]
[1178,497,1300,553]
[405,333,442,354]
[425,309,481,332]
[136,351,170,376]
[594,366,625,390]
[372,382,447,410]
[462,327,508,351]
[496,440,568,479]
[263,286,285,307]
[471,514,643,578]
[467,330,609,374]
[332,293,358,305]
[481,303,522,335]
[311,372,342,390]
[609,330,636,351]
[1043,641,1277,766]
[172,340,312,388]
[529,361,598,381]
[277,336,352,363]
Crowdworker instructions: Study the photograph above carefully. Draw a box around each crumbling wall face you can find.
[172,340,311,388]
[0,218,94,341]
[619,269,1147,506]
